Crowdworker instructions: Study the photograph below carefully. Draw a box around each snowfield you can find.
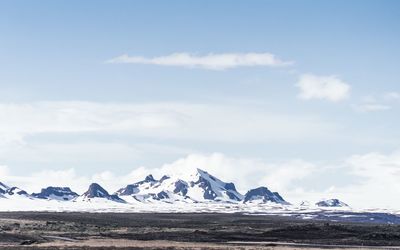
[0,195,353,213]
[1,197,400,224]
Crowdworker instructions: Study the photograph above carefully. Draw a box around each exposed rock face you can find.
[173,180,188,196]
[316,199,349,207]
[115,175,157,196]
[0,182,9,195]
[243,187,288,204]
[81,183,125,203]
[116,168,244,203]
[116,184,140,196]
[0,182,30,198]
[144,175,156,182]
[188,169,243,202]
[7,187,28,196]
[1,169,291,206]
[159,175,170,182]
[32,187,79,201]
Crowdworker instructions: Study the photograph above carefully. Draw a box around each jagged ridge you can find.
[1,168,348,208]
[32,187,79,201]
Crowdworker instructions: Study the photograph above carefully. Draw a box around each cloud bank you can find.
[0,101,336,144]
[3,151,400,208]
[107,52,293,70]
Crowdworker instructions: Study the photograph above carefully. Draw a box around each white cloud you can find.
[1,168,90,193]
[148,154,317,194]
[0,101,337,144]
[0,165,9,176]
[0,153,317,197]
[146,152,400,208]
[352,103,391,113]
[185,152,400,209]
[0,101,338,177]
[296,74,351,102]
[106,52,293,70]
[338,151,400,208]
[0,142,142,165]
[352,93,396,113]
[3,151,400,208]
[1,167,150,194]
[384,92,400,101]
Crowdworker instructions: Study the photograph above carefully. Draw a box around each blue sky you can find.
[0,1,400,207]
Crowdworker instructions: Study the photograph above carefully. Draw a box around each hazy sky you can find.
[1,1,400,207]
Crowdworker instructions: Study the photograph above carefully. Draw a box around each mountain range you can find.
[0,168,348,208]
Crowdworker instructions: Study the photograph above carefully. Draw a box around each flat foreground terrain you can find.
[1,212,400,249]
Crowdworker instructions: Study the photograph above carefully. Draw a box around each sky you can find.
[0,0,400,208]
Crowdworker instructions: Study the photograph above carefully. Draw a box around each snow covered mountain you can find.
[77,183,126,203]
[243,187,289,204]
[116,168,243,203]
[32,187,79,201]
[0,170,356,214]
[316,199,349,207]
[0,182,30,198]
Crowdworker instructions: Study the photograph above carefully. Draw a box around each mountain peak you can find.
[195,168,212,178]
[159,175,170,182]
[32,186,78,201]
[189,168,243,201]
[316,198,349,207]
[144,174,156,182]
[196,168,206,174]
[8,187,28,196]
[116,168,244,203]
[84,183,109,198]
[244,186,288,204]
[0,181,30,197]
[82,183,125,203]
